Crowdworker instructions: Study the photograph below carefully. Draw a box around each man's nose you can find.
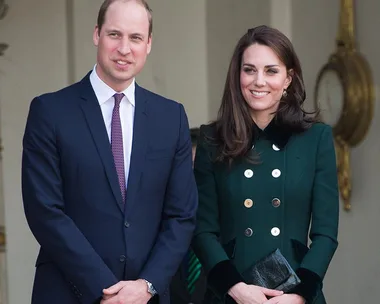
[118,39,131,55]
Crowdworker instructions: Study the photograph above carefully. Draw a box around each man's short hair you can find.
[97,0,153,36]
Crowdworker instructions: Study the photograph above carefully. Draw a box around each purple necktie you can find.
[111,93,126,204]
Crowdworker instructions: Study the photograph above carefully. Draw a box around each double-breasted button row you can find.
[244,169,281,179]
[243,142,282,238]
[271,144,281,236]
[244,168,281,178]
[252,143,280,151]
[242,198,280,208]
[244,227,281,237]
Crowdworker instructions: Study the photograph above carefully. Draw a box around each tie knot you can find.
[113,93,124,106]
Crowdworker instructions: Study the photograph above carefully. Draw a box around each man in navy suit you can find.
[21,1,198,303]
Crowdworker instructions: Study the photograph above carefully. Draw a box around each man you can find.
[22,1,197,303]
[170,128,207,304]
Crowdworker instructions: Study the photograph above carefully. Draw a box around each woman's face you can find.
[240,43,292,117]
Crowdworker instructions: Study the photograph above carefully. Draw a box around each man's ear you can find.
[93,25,100,46]
[147,34,152,55]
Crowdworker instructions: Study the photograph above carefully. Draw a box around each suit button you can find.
[244,228,253,237]
[119,255,126,262]
[244,199,254,208]
[271,227,280,236]
[244,169,254,178]
[272,169,281,178]
[272,198,281,207]
[124,221,130,228]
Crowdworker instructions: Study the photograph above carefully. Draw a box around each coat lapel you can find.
[124,84,148,215]
[78,73,124,212]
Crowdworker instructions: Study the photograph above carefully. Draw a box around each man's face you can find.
[93,0,152,91]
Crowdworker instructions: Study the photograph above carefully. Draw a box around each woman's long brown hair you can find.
[212,25,317,165]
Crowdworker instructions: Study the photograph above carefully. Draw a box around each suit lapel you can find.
[124,84,148,215]
[78,73,124,213]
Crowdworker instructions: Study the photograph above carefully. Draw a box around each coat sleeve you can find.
[138,103,198,295]
[291,125,339,302]
[192,125,244,300]
[22,97,118,304]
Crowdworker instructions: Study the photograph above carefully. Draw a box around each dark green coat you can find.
[192,122,339,304]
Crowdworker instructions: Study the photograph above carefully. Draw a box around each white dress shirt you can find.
[89,65,135,189]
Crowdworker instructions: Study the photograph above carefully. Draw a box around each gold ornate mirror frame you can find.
[314,0,374,211]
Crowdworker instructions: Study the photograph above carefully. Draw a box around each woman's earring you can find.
[282,89,288,98]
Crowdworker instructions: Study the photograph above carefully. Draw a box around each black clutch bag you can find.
[241,248,301,292]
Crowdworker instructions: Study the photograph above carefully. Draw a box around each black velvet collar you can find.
[253,118,293,149]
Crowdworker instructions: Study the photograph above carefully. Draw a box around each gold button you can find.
[244,199,254,208]
[272,198,281,208]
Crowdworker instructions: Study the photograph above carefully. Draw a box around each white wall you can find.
[206,0,271,120]
[0,0,69,303]
[141,0,209,128]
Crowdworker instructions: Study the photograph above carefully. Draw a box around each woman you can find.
[192,25,339,304]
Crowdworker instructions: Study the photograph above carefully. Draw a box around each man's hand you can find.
[228,282,283,304]
[101,279,152,304]
[263,294,306,304]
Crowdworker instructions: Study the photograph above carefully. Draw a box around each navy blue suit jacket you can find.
[22,73,198,304]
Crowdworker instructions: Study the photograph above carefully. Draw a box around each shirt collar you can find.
[89,64,135,107]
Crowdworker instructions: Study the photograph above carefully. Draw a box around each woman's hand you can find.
[263,294,306,304]
[228,282,283,304]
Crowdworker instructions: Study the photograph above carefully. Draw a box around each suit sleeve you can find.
[22,97,118,304]
[191,125,244,299]
[138,103,198,295]
[291,125,339,302]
